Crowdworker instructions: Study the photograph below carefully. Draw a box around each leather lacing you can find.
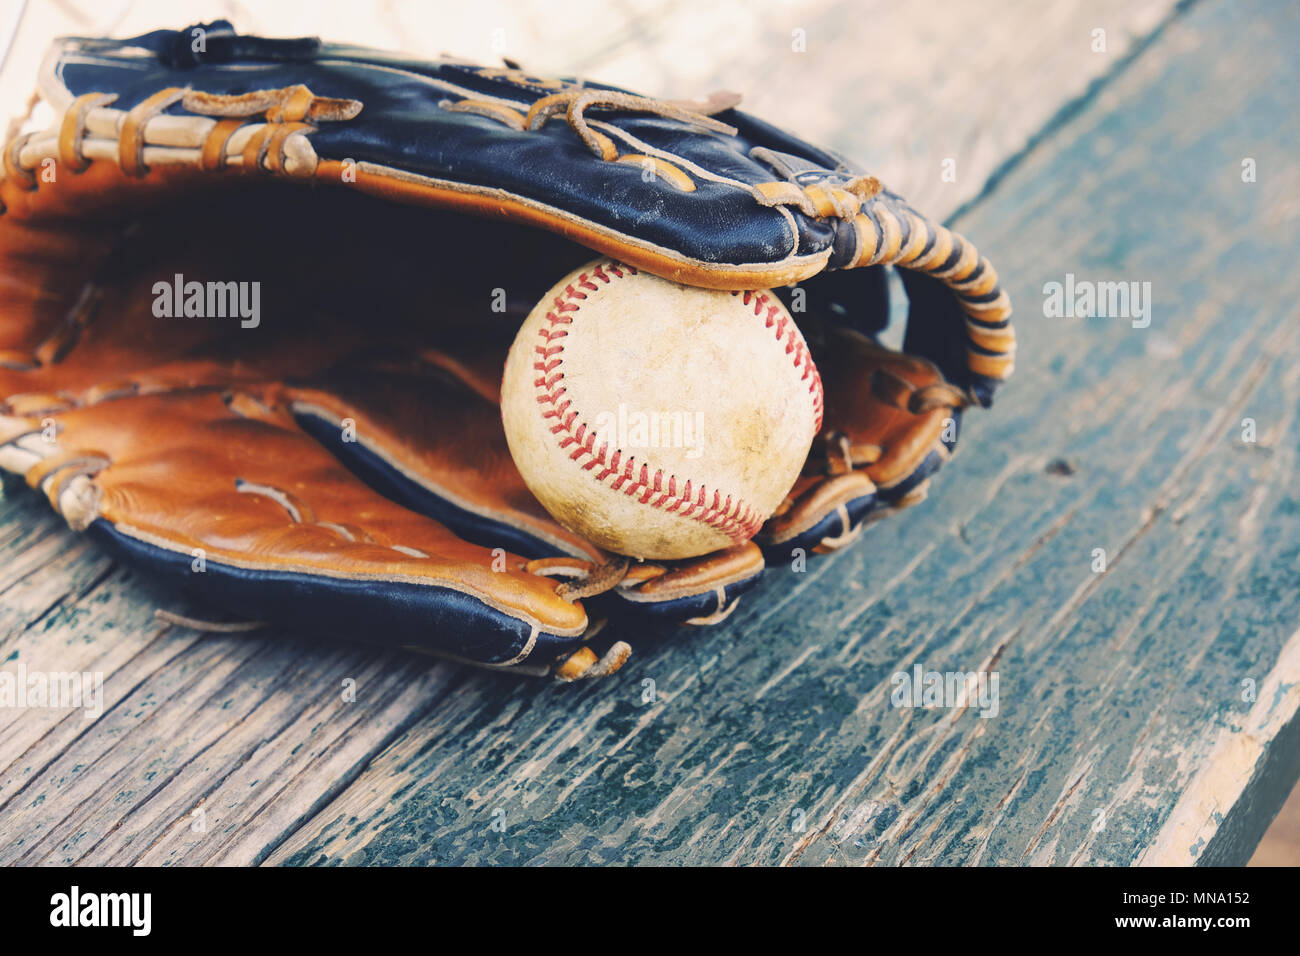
[0,82,359,204]
[824,431,876,477]
[871,367,971,415]
[532,552,735,628]
[524,89,739,161]
[528,555,634,602]
[819,369,968,476]
[553,556,632,601]
[442,86,740,164]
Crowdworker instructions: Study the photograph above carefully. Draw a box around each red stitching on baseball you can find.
[531,261,823,546]
[735,290,824,432]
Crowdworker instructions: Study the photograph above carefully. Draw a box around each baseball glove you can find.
[0,21,1014,679]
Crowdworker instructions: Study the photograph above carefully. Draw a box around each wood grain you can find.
[0,491,465,866]
[268,0,1300,866]
[1,0,1296,866]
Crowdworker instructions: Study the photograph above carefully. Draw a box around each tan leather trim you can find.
[3,393,70,415]
[852,212,880,267]
[181,85,362,123]
[526,557,598,579]
[761,472,875,545]
[911,223,954,270]
[895,211,931,265]
[23,448,109,491]
[241,124,273,173]
[803,184,859,219]
[58,92,117,172]
[274,85,316,123]
[935,234,980,280]
[555,646,598,679]
[969,352,1015,379]
[951,256,1000,296]
[3,133,37,190]
[327,160,829,290]
[200,117,244,171]
[871,205,903,264]
[618,542,764,601]
[753,180,815,215]
[588,128,619,162]
[614,154,695,191]
[263,121,314,174]
[965,319,1016,352]
[963,290,1013,322]
[119,87,187,177]
[440,99,527,130]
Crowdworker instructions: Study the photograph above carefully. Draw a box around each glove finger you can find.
[284,356,603,563]
[759,472,878,559]
[0,385,614,671]
[282,348,767,626]
[758,318,960,556]
[614,544,763,626]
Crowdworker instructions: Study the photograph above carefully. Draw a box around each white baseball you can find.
[501,259,823,560]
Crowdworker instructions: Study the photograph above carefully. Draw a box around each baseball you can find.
[501,258,823,560]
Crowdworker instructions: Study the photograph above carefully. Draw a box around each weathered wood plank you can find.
[2,0,1288,867]
[618,0,1184,220]
[0,499,462,865]
[263,0,1300,866]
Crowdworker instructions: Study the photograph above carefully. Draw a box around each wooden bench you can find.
[1,0,1296,865]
